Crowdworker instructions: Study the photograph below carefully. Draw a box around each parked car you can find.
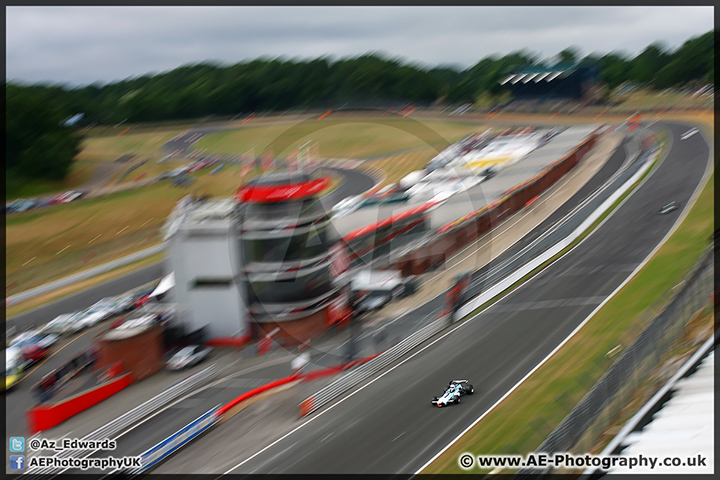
[8,198,37,213]
[92,296,125,316]
[5,348,28,391]
[128,289,154,309]
[351,270,416,314]
[355,290,393,314]
[40,313,79,335]
[8,333,58,365]
[60,190,84,203]
[9,331,59,350]
[49,192,68,205]
[59,312,90,335]
[111,294,136,314]
[70,301,116,332]
[20,344,53,364]
[6,199,26,214]
[166,345,211,370]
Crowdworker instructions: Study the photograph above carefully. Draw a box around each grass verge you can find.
[421,125,713,474]
[7,116,484,293]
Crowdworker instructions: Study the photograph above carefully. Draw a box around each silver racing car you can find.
[431,379,474,407]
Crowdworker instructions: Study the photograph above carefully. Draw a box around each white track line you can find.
[223,125,707,475]
[39,354,293,476]
[414,124,711,474]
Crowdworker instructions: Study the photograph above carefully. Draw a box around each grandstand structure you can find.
[500,63,602,112]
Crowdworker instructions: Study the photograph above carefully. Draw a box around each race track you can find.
[222,121,710,474]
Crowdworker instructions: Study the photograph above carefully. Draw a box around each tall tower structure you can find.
[234,172,350,345]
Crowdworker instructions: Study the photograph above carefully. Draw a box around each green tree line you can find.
[6,84,81,196]
[6,30,713,189]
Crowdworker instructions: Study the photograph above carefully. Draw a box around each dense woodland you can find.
[6,30,713,189]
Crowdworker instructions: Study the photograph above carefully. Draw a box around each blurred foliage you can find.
[6,84,81,196]
[5,30,713,188]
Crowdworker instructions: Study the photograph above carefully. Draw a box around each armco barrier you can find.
[131,354,383,472]
[26,363,219,476]
[27,373,133,435]
[301,353,382,383]
[456,141,657,320]
[133,406,222,474]
[300,317,447,417]
[300,132,655,419]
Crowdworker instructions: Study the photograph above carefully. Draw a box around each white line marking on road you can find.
[376,138,613,326]
[22,257,36,266]
[681,128,699,140]
[56,245,71,255]
[226,125,707,475]
[115,225,129,235]
[606,344,621,357]
[39,353,294,476]
[393,432,405,442]
[88,234,102,244]
[140,218,153,228]
[413,123,711,474]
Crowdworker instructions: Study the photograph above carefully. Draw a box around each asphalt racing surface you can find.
[306,131,642,366]
[223,122,709,474]
[74,129,635,471]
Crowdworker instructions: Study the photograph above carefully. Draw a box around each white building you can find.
[166,198,248,338]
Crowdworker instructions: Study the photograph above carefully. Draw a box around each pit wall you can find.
[392,130,601,276]
[26,373,133,435]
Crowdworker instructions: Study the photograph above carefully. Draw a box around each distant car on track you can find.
[432,379,474,407]
[659,201,678,215]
